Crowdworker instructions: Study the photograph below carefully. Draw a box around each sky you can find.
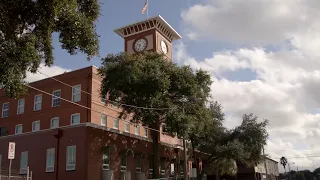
[27,0,320,172]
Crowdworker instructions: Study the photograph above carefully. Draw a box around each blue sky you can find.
[52,0,206,70]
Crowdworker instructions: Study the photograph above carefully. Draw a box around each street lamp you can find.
[180,97,188,180]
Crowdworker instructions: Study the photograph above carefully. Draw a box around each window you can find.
[161,159,165,176]
[0,127,6,136]
[101,115,107,126]
[72,85,81,102]
[135,125,140,135]
[17,99,24,115]
[20,151,28,174]
[124,122,130,132]
[120,155,126,172]
[15,124,23,134]
[149,157,154,178]
[46,148,55,172]
[71,114,80,125]
[2,102,9,118]
[52,90,61,107]
[144,127,148,137]
[113,119,119,129]
[66,146,76,171]
[136,157,141,173]
[34,94,42,111]
[51,117,59,129]
[102,148,110,170]
[32,121,40,132]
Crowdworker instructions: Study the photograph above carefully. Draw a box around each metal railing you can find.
[0,167,32,180]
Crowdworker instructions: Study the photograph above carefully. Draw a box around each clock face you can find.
[134,38,147,52]
[161,40,168,54]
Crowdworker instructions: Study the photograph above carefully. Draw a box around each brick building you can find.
[0,16,203,180]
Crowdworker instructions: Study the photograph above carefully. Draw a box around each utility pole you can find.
[181,97,188,180]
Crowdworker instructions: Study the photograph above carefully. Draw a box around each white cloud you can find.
[181,0,320,45]
[26,63,71,82]
[177,0,320,170]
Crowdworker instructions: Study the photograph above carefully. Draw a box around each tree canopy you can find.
[193,112,268,178]
[0,0,100,97]
[98,52,212,178]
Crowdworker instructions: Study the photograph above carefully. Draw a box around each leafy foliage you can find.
[0,0,100,97]
[192,112,268,177]
[98,52,213,178]
[294,172,306,180]
[280,156,288,174]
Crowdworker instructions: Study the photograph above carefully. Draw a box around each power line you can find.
[37,70,176,111]
[24,83,162,134]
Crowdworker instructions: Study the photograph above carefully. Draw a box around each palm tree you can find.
[281,157,288,174]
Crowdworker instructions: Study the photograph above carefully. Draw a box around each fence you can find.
[0,167,32,180]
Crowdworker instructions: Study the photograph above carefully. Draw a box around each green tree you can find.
[301,170,313,180]
[0,0,100,97]
[313,168,320,180]
[294,172,305,180]
[281,157,288,174]
[98,52,212,178]
[196,113,268,179]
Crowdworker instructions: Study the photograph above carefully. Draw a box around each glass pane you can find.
[125,123,129,132]
[51,118,59,128]
[35,95,42,102]
[73,94,80,102]
[101,115,107,125]
[121,155,126,166]
[72,115,80,124]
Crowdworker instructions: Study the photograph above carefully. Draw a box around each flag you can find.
[142,0,148,14]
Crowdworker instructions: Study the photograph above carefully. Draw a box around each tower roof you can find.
[114,15,182,42]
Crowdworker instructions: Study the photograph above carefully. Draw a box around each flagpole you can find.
[147,0,149,18]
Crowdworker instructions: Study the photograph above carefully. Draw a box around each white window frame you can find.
[34,94,42,111]
[72,85,81,102]
[113,119,119,129]
[15,124,23,134]
[144,127,148,137]
[124,122,130,133]
[101,114,107,126]
[66,146,76,171]
[20,151,28,174]
[32,121,40,132]
[135,125,140,135]
[102,148,110,170]
[70,113,80,125]
[46,148,55,172]
[2,102,9,118]
[17,99,25,115]
[52,90,61,107]
[51,117,59,129]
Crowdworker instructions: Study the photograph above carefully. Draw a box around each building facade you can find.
[0,16,202,180]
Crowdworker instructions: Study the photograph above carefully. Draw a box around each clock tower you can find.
[114,15,182,61]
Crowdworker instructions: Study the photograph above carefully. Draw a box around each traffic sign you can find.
[8,142,15,159]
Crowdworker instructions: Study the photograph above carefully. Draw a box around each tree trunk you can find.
[190,138,202,180]
[151,127,160,178]
[216,171,220,180]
